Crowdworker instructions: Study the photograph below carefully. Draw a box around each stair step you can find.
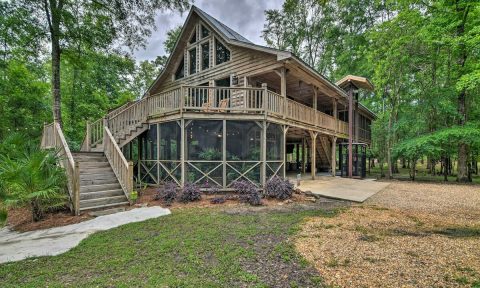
[80,167,114,174]
[80,201,130,212]
[80,189,125,200]
[80,183,122,193]
[80,177,119,186]
[80,171,116,179]
[80,195,128,209]
[79,161,110,168]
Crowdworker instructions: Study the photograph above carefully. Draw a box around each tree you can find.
[16,0,189,126]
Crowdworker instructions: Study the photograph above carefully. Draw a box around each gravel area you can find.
[295,181,480,288]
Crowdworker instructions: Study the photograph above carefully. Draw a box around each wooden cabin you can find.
[41,6,375,214]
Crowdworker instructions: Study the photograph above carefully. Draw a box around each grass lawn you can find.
[0,206,339,287]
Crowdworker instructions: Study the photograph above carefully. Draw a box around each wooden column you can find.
[222,119,227,188]
[282,125,289,178]
[180,119,186,186]
[309,131,318,180]
[333,99,338,133]
[157,124,161,184]
[302,137,306,174]
[331,136,337,177]
[280,67,287,118]
[348,83,354,178]
[261,121,267,186]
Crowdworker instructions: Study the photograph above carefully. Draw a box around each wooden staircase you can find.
[306,136,331,171]
[74,152,129,212]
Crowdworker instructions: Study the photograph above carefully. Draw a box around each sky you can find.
[133,0,284,61]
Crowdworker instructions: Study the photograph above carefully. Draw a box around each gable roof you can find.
[146,6,375,119]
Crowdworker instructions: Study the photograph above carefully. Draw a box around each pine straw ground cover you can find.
[295,182,480,288]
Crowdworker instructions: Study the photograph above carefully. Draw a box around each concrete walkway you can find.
[0,206,171,264]
[296,176,390,202]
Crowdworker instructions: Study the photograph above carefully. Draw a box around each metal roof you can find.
[193,6,253,44]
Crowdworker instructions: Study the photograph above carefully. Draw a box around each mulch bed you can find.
[295,181,480,288]
[135,186,317,210]
[6,207,92,233]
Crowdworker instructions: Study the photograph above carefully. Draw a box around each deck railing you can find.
[83,86,357,151]
[103,126,133,199]
[41,122,80,215]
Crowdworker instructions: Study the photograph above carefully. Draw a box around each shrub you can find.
[179,182,202,203]
[264,176,294,200]
[232,180,261,206]
[154,182,177,205]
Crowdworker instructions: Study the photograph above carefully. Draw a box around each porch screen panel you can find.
[226,121,261,186]
[186,120,223,186]
[139,125,158,185]
[266,123,284,179]
[158,121,182,184]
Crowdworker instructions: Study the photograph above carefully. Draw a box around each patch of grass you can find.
[435,227,480,238]
[0,207,338,287]
[326,258,339,268]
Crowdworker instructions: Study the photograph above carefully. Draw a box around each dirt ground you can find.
[295,181,480,288]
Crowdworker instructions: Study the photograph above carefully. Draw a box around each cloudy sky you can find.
[133,0,284,61]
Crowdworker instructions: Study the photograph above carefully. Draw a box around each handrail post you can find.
[86,120,91,152]
[102,118,108,148]
[128,161,134,197]
[262,83,268,114]
[74,161,80,216]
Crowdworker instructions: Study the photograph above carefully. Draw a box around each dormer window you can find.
[215,38,230,65]
[201,25,210,38]
[189,28,197,44]
[175,56,184,80]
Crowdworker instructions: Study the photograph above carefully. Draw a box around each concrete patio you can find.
[294,176,390,202]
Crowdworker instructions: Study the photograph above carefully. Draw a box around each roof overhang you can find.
[336,75,375,91]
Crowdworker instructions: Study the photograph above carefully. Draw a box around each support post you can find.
[309,131,318,180]
[313,88,318,126]
[181,119,186,187]
[333,99,338,133]
[261,121,267,186]
[73,161,80,216]
[223,119,227,188]
[128,161,134,194]
[282,125,289,178]
[280,67,287,118]
[302,137,306,174]
[348,83,354,178]
[86,121,91,151]
[262,83,268,112]
[331,136,337,177]
[296,143,300,171]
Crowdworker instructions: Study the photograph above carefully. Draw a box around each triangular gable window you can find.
[201,25,210,38]
[215,39,230,65]
[175,56,184,80]
[189,28,197,44]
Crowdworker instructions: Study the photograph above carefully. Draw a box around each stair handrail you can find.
[41,122,80,215]
[103,125,133,201]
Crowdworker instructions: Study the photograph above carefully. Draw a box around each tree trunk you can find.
[410,159,416,181]
[44,0,64,126]
[443,155,448,181]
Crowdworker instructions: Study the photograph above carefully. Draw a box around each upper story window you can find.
[189,48,197,74]
[201,25,210,38]
[201,42,210,70]
[175,56,184,80]
[189,28,197,44]
[215,39,230,65]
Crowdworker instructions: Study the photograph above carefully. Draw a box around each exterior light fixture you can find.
[231,73,238,85]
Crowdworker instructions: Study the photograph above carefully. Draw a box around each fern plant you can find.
[0,147,68,221]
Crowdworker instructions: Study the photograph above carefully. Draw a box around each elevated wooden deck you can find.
[134,86,350,138]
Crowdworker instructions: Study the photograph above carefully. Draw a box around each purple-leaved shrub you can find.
[264,176,294,200]
[232,180,261,206]
[154,181,177,205]
[179,182,202,203]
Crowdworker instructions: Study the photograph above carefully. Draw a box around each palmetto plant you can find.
[0,147,68,222]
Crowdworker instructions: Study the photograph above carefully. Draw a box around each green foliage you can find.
[199,148,222,161]
[0,135,68,221]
